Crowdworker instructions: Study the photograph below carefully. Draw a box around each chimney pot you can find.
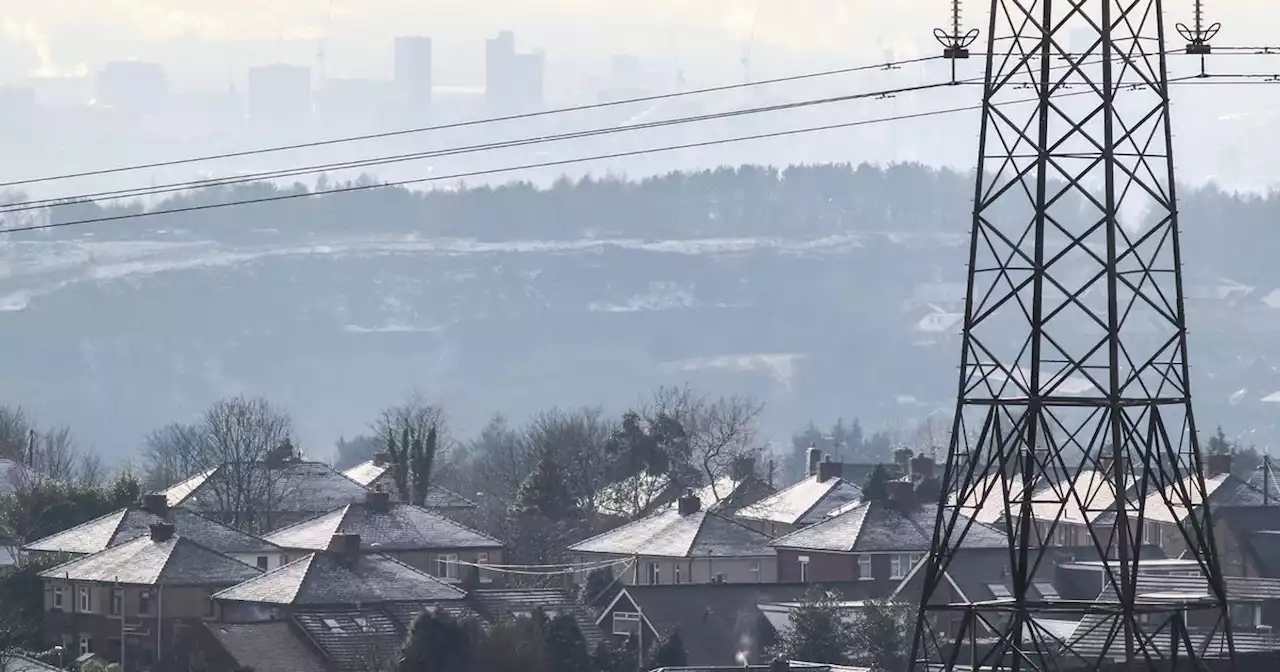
[366,490,392,512]
[142,493,170,519]
[677,489,701,516]
[328,533,362,561]
[817,459,842,483]
[149,522,175,542]
[887,480,917,510]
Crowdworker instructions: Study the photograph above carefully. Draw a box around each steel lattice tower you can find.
[912,0,1234,670]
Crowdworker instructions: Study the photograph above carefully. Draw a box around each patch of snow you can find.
[666,353,805,387]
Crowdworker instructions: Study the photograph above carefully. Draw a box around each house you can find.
[161,457,371,532]
[213,533,468,618]
[38,522,263,669]
[1065,572,1280,660]
[770,481,1006,591]
[212,533,469,672]
[735,449,864,536]
[569,490,776,586]
[261,490,504,582]
[343,452,478,513]
[24,493,286,570]
[1118,454,1280,573]
[597,583,869,667]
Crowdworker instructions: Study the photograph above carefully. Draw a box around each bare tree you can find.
[522,407,612,511]
[372,391,448,444]
[646,385,765,498]
[141,422,204,489]
[912,412,951,456]
[0,406,31,462]
[28,425,78,482]
[190,396,295,532]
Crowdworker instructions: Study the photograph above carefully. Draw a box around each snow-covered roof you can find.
[570,506,773,558]
[735,475,861,526]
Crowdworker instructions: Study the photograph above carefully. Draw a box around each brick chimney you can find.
[817,456,842,483]
[887,480,917,510]
[366,489,392,513]
[328,533,362,563]
[910,455,936,480]
[894,447,914,473]
[372,451,390,466]
[806,445,823,477]
[149,522,175,543]
[677,489,701,516]
[142,493,170,520]
[1207,453,1233,478]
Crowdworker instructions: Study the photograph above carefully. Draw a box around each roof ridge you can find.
[790,476,849,524]
[397,502,502,544]
[684,509,774,558]
[266,503,354,539]
[174,507,283,550]
[162,533,267,578]
[770,498,871,551]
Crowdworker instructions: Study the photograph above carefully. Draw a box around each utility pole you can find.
[911,0,1233,670]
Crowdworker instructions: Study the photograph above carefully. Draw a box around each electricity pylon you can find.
[912,0,1234,669]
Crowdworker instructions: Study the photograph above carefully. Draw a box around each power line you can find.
[0,81,956,215]
[0,54,945,190]
[0,52,1162,212]
[0,94,1066,235]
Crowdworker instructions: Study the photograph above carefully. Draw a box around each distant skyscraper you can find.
[485,31,543,113]
[394,36,433,112]
[94,61,169,113]
[247,64,312,131]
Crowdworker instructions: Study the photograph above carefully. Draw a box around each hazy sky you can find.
[1,2,1273,88]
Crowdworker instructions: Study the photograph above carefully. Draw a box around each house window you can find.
[890,554,912,580]
[858,555,873,580]
[79,636,92,656]
[438,554,459,579]
[1231,602,1261,628]
[256,556,269,570]
[53,586,63,610]
[750,561,760,580]
[1057,525,1072,547]
[110,589,123,616]
[613,611,641,636]
[799,556,810,583]
[674,565,682,585]
[478,553,491,583]
[78,587,93,613]
[1144,522,1163,546]
[139,591,152,616]
[281,554,291,565]
[647,562,660,585]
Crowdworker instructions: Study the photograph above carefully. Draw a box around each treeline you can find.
[12,163,1272,278]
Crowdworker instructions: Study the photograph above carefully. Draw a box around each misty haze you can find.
[1,3,1280,670]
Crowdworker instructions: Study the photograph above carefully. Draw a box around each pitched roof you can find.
[469,588,607,650]
[569,507,774,558]
[263,502,500,552]
[620,583,868,666]
[164,461,368,514]
[24,506,279,556]
[734,475,862,526]
[213,551,466,606]
[342,461,477,510]
[295,607,403,672]
[771,500,1006,553]
[1136,472,1270,525]
[39,534,263,586]
[203,621,329,672]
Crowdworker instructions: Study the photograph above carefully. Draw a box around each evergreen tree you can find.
[581,566,620,606]
[516,443,581,519]
[387,428,411,500]
[543,614,592,672]
[410,426,438,507]
[397,609,470,672]
[849,599,913,672]
[862,464,891,502]
[649,630,688,668]
[1208,426,1232,456]
[769,588,856,665]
